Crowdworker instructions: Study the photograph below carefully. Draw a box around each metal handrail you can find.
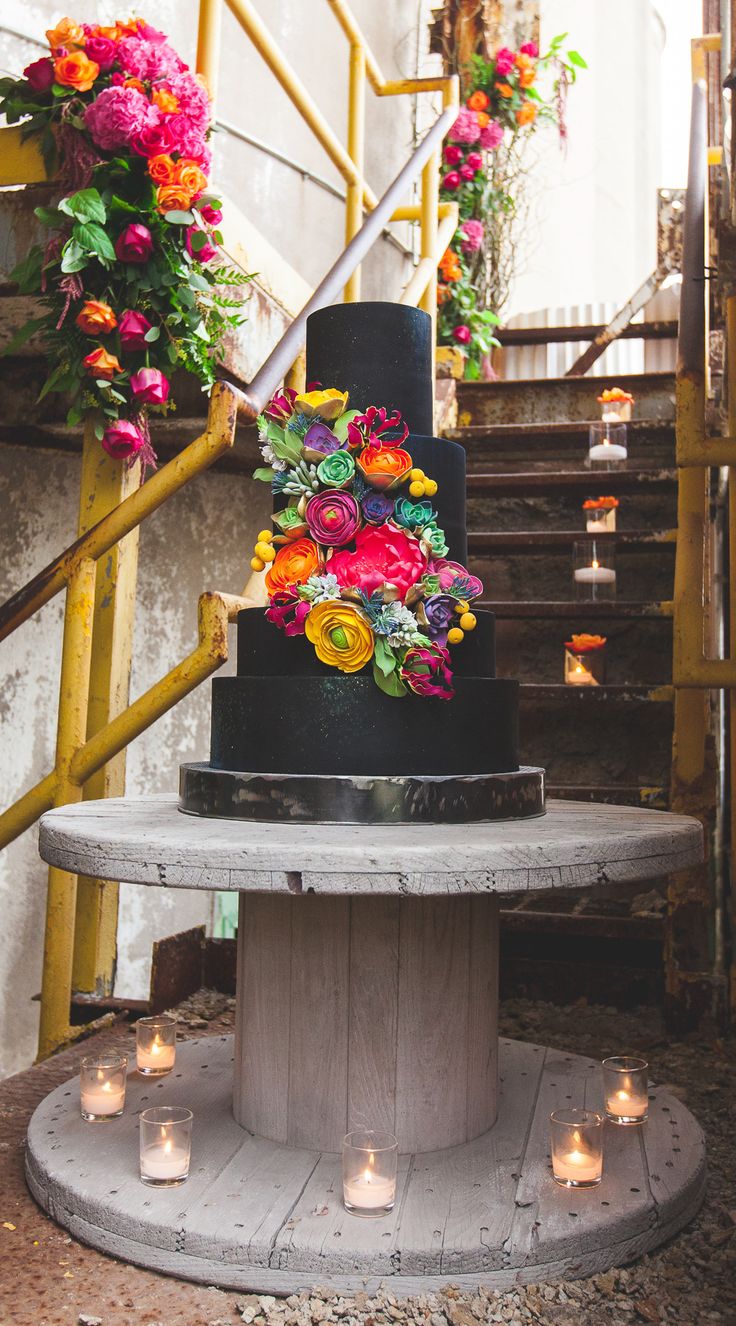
[677,80,707,385]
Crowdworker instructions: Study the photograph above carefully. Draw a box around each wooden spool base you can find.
[26,1035,705,1295]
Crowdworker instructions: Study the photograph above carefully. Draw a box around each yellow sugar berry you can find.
[423,478,438,497]
[250,555,265,572]
[455,599,469,614]
[447,626,465,645]
[409,480,425,498]
[409,468,425,482]
[459,612,477,632]
[255,541,275,561]
[257,528,273,543]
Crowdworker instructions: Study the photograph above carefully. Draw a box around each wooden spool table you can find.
[29,794,706,1293]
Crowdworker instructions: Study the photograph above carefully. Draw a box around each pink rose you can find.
[461,219,484,254]
[23,57,55,92]
[84,86,155,151]
[305,491,361,546]
[119,309,153,351]
[185,228,218,263]
[443,144,463,165]
[494,46,515,76]
[466,152,483,170]
[131,119,174,157]
[480,119,504,150]
[453,324,471,345]
[520,41,539,57]
[442,171,461,191]
[459,163,476,182]
[197,202,222,225]
[101,420,144,460]
[84,36,117,70]
[130,368,170,405]
[450,106,481,144]
[329,525,427,599]
[115,223,153,263]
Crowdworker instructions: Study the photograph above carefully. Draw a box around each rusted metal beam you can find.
[499,320,678,346]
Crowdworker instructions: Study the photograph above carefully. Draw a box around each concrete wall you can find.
[0,1,439,1078]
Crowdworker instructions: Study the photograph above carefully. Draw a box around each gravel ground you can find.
[2,992,734,1326]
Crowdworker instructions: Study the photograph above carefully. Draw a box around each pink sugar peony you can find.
[443,144,463,165]
[84,86,155,151]
[520,41,539,57]
[328,525,427,599]
[130,367,170,405]
[23,57,54,92]
[84,36,117,70]
[119,309,153,351]
[494,46,515,76]
[102,420,144,460]
[479,119,504,150]
[115,223,153,263]
[461,219,484,254]
[442,171,461,191]
[449,106,481,144]
[453,324,471,345]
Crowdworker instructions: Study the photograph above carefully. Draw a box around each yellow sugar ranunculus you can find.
[294,388,349,420]
[305,600,374,673]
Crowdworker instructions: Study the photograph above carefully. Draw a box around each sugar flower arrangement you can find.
[0,16,250,466]
[251,388,484,700]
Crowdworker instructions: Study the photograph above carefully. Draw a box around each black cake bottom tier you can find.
[208,674,519,778]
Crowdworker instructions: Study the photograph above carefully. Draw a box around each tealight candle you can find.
[573,541,616,601]
[602,1056,649,1124]
[140,1106,192,1187]
[588,422,627,462]
[550,1109,603,1188]
[342,1130,398,1217]
[136,1014,176,1075]
[573,562,617,586]
[80,1053,127,1122]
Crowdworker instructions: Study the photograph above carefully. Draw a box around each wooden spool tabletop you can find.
[39,795,704,895]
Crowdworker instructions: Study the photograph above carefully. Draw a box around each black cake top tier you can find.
[306,302,433,435]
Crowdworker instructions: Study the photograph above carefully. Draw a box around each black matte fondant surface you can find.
[211,675,519,777]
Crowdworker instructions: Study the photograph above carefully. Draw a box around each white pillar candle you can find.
[136,1035,176,1074]
[81,1078,126,1118]
[554,1146,602,1186]
[140,1140,190,1183]
[589,442,627,460]
[343,1167,396,1211]
[606,1086,648,1120]
[573,565,616,585]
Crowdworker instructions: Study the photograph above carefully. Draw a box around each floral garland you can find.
[0,16,249,465]
[251,389,484,700]
[437,36,586,378]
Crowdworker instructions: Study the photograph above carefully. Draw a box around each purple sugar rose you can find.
[305,491,361,546]
[361,491,395,525]
[303,421,343,455]
[424,593,457,643]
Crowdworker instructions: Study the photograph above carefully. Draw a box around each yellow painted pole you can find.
[196,0,224,105]
[400,210,458,308]
[72,424,141,997]
[344,42,366,302]
[419,148,440,400]
[728,295,736,1015]
[37,556,96,1061]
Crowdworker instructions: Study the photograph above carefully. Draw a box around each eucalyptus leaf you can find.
[144,326,161,342]
[333,408,361,441]
[164,209,195,225]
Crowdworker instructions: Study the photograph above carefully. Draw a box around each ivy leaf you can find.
[567,50,587,69]
[1,316,47,357]
[73,220,116,264]
[372,659,407,698]
[108,193,138,214]
[59,188,106,225]
[373,637,397,677]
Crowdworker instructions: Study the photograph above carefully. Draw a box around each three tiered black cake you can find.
[180,302,544,823]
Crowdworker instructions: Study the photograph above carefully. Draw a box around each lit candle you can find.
[80,1053,127,1121]
[573,559,616,586]
[554,1138,603,1186]
[140,1138,190,1183]
[550,1110,603,1188]
[589,438,627,460]
[136,1034,176,1074]
[136,1014,177,1075]
[81,1076,125,1118]
[601,407,623,423]
[139,1106,192,1187]
[343,1154,396,1212]
[602,1056,649,1124]
[342,1132,398,1216]
[567,661,597,686]
[608,1087,648,1120]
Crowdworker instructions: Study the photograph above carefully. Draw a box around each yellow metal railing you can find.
[0,0,459,1057]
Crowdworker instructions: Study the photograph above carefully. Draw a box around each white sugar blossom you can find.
[305,573,342,603]
[260,441,287,472]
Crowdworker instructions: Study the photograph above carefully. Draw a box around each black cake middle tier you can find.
[210,607,519,778]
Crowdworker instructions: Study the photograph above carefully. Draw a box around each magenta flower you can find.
[84,86,155,151]
[117,35,185,82]
[305,491,361,546]
[466,151,483,170]
[450,107,481,144]
[494,46,515,76]
[480,119,504,150]
[441,171,461,191]
[185,228,218,263]
[23,57,54,92]
[400,643,455,701]
[520,41,539,57]
[101,420,144,460]
[461,219,484,254]
[131,119,174,158]
[119,309,153,351]
[459,164,477,182]
[443,144,463,165]
[84,36,117,70]
[429,557,483,599]
[130,368,170,405]
[265,590,310,637]
[198,202,223,225]
[115,224,153,264]
[453,325,471,345]
[329,525,427,598]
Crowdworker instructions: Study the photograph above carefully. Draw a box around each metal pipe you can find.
[196,0,224,105]
[400,209,456,307]
[677,79,707,385]
[325,0,385,91]
[344,42,366,301]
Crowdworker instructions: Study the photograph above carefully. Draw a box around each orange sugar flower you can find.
[467,90,490,112]
[583,496,619,510]
[356,446,413,491]
[148,154,177,186]
[175,160,208,196]
[152,88,179,114]
[46,18,86,51]
[516,102,537,125]
[54,52,100,93]
[75,301,117,336]
[83,347,122,380]
[265,538,322,594]
[495,82,514,98]
[156,183,194,214]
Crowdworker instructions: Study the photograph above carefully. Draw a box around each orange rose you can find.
[437,283,450,305]
[519,67,536,88]
[83,347,122,380]
[156,183,194,214]
[118,19,145,37]
[75,301,117,336]
[175,160,208,196]
[54,52,100,93]
[495,82,514,98]
[153,88,179,114]
[94,25,123,41]
[123,77,146,93]
[476,112,490,128]
[467,90,489,112]
[47,18,86,50]
[265,538,322,594]
[439,248,461,280]
[516,102,537,125]
[148,154,177,185]
[357,446,413,490]
[515,53,534,69]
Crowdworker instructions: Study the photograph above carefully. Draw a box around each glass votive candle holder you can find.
[573,540,616,600]
[80,1052,127,1122]
[550,1108,604,1188]
[564,636,606,686]
[583,498,617,533]
[342,1130,398,1217]
[588,421,627,464]
[602,1056,649,1124]
[140,1105,193,1187]
[136,1013,176,1075]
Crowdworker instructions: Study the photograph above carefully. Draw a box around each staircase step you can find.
[457,371,675,426]
[466,467,677,494]
[483,600,672,619]
[469,529,676,552]
[520,683,673,703]
[453,419,673,445]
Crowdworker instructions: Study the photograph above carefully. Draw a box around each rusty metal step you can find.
[495,321,677,346]
[483,599,673,619]
[456,371,675,426]
[469,529,676,552]
[453,419,674,448]
[466,467,677,494]
[520,683,673,703]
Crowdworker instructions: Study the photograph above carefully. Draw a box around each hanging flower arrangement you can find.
[0,17,250,467]
[251,389,484,700]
